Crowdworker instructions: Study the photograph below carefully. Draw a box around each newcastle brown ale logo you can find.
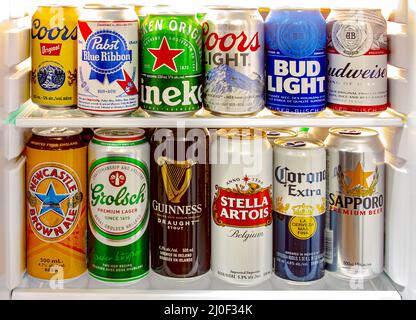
[158,157,196,203]
[213,175,272,228]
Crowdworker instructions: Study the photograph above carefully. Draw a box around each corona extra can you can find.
[273,138,326,282]
[203,7,265,115]
[325,128,385,279]
[327,9,388,116]
[88,128,150,283]
[150,128,210,278]
[26,128,87,281]
[141,7,203,116]
[31,5,79,108]
[265,8,327,116]
[211,128,273,286]
[78,5,139,116]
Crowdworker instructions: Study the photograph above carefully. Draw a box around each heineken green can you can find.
[88,128,150,283]
[140,8,203,116]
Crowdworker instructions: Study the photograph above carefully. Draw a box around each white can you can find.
[326,9,388,116]
[210,128,273,286]
[78,5,139,116]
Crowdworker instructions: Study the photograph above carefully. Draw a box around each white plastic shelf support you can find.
[11,101,405,129]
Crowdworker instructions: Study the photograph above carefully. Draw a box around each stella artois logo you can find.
[158,157,195,203]
[27,163,83,242]
[338,162,378,197]
[213,175,272,228]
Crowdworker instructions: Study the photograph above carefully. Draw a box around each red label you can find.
[213,186,272,228]
[40,43,62,56]
[202,22,260,52]
[328,103,389,113]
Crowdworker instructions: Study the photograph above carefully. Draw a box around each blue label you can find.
[38,64,65,92]
[82,30,132,83]
[265,12,326,114]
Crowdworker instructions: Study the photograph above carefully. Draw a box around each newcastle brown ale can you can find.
[150,128,210,278]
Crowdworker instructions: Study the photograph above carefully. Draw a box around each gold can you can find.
[26,128,87,281]
[31,6,79,108]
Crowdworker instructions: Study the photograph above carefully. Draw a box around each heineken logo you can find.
[89,158,149,243]
[148,37,184,72]
[27,164,83,242]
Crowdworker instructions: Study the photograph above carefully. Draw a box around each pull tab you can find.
[339,129,362,136]
[285,140,306,148]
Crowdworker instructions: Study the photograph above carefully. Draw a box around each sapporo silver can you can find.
[326,9,388,116]
[78,5,139,116]
[202,7,265,116]
[210,128,273,285]
[325,128,385,279]
[273,138,326,282]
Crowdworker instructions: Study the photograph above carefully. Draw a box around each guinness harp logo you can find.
[158,157,195,203]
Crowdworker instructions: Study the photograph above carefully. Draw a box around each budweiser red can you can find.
[202,7,264,116]
[327,9,388,116]
[211,129,273,286]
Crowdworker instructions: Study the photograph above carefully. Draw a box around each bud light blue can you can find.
[265,9,326,116]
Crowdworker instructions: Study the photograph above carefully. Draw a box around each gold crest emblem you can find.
[338,162,378,197]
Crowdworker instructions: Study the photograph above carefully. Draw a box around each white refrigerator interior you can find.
[0,0,415,300]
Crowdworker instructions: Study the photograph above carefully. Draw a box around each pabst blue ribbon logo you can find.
[82,30,132,83]
[27,164,83,242]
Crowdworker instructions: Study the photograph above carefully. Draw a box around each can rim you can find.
[274,137,324,149]
[330,8,382,12]
[265,129,297,139]
[329,128,379,138]
[32,127,83,137]
[83,4,132,10]
[146,5,196,16]
[205,5,259,11]
[93,128,146,142]
[216,128,266,140]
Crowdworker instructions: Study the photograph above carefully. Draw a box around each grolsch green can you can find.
[140,7,203,116]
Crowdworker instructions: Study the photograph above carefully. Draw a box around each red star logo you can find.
[243,175,250,184]
[148,37,184,72]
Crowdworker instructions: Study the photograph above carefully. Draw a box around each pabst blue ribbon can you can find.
[211,129,273,286]
[327,9,388,115]
[203,7,265,116]
[265,9,326,116]
[273,138,326,282]
[88,129,150,283]
[325,128,385,279]
[78,5,139,116]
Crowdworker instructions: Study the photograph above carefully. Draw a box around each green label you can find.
[140,15,203,112]
[88,156,149,282]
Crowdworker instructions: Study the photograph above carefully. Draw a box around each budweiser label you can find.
[327,10,388,113]
[211,130,272,285]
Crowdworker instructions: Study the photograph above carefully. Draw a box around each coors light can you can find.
[325,128,385,279]
[327,9,388,116]
[211,129,273,286]
[203,7,265,116]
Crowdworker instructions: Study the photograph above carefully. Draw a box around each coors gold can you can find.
[211,128,273,286]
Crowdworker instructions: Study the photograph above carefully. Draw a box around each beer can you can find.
[31,6,79,109]
[325,128,385,279]
[141,7,203,116]
[211,128,273,285]
[264,128,297,144]
[327,9,388,116]
[88,128,150,283]
[265,9,327,116]
[150,128,210,278]
[26,128,87,281]
[273,138,326,282]
[78,5,139,116]
[203,7,265,116]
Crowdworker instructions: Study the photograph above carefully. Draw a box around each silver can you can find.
[210,128,272,286]
[325,128,385,279]
[264,128,297,144]
[326,9,388,116]
[273,138,326,282]
[202,7,265,116]
[78,5,139,116]
[88,128,150,283]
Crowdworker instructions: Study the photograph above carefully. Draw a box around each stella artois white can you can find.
[327,9,388,116]
[210,128,273,286]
